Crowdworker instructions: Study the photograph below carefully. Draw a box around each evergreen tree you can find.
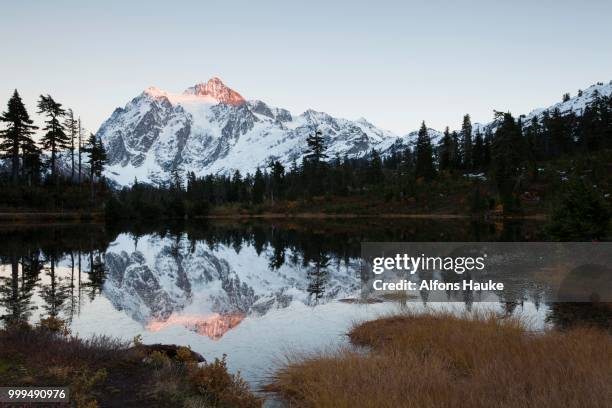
[37,94,69,182]
[451,130,461,169]
[482,128,492,168]
[170,166,184,191]
[525,117,542,160]
[0,90,38,183]
[472,129,485,171]
[414,121,435,180]
[64,108,78,181]
[491,112,525,213]
[366,149,383,184]
[461,114,473,169]
[228,170,243,202]
[438,126,452,171]
[21,134,43,187]
[252,168,265,204]
[546,178,610,240]
[578,93,611,151]
[307,252,330,304]
[83,133,107,200]
[524,117,540,179]
[543,108,572,157]
[268,160,285,203]
[78,117,83,184]
[304,129,327,164]
[303,128,328,194]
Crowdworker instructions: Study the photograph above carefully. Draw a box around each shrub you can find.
[546,177,610,240]
[190,355,260,408]
[176,346,195,363]
[38,316,70,335]
[148,350,171,369]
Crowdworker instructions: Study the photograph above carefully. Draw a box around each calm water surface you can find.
[0,219,599,386]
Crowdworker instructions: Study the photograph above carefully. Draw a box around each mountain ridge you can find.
[97,78,612,186]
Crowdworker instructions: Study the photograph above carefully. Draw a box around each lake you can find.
[0,218,602,388]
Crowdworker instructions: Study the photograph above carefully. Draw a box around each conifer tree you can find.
[83,133,107,200]
[0,90,38,183]
[546,178,610,240]
[461,114,473,169]
[491,112,524,213]
[64,109,78,181]
[414,121,435,180]
[22,144,43,187]
[170,166,184,191]
[398,147,415,197]
[307,252,330,304]
[472,129,484,171]
[525,117,541,160]
[304,129,327,164]
[366,150,383,184]
[37,94,69,182]
[252,168,265,204]
[451,130,461,169]
[439,126,452,171]
[304,128,328,195]
[483,128,492,168]
[268,160,285,203]
[78,117,83,184]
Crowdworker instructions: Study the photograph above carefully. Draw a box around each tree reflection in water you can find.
[0,219,608,334]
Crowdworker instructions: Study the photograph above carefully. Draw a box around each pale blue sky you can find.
[1,0,611,135]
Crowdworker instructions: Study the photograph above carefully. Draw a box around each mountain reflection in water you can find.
[0,218,609,383]
[146,313,245,340]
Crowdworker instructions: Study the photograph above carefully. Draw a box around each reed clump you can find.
[268,311,612,408]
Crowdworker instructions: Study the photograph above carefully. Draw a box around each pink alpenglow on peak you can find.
[183,77,246,106]
[143,87,168,98]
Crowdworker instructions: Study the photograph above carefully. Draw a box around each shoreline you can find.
[0,211,548,223]
[0,211,104,223]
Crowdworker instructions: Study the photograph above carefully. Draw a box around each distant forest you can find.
[0,87,611,238]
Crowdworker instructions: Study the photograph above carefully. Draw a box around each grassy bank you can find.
[0,320,261,408]
[0,211,104,223]
[267,312,612,408]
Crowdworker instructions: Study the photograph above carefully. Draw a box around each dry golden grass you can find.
[267,312,612,408]
[0,323,261,407]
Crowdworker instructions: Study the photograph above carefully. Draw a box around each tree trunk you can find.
[78,120,82,185]
[11,139,19,184]
[90,169,95,202]
[51,148,56,184]
[70,252,75,321]
[78,250,82,311]
[10,253,19,322]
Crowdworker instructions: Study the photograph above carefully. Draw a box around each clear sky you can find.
[1,0,611,135]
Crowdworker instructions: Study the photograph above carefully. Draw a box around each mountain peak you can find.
[184,77,246,105]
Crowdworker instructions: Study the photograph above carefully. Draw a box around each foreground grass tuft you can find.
[267,312,612,408]
[0,322,261,407]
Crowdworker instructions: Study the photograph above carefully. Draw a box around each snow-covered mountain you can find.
[472,81,612,134]
[98,77,422,186]
[97,78,611,186]
[524,81,612,122]
[102,233,360,339]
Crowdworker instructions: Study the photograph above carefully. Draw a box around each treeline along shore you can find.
[0,88,610,239]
